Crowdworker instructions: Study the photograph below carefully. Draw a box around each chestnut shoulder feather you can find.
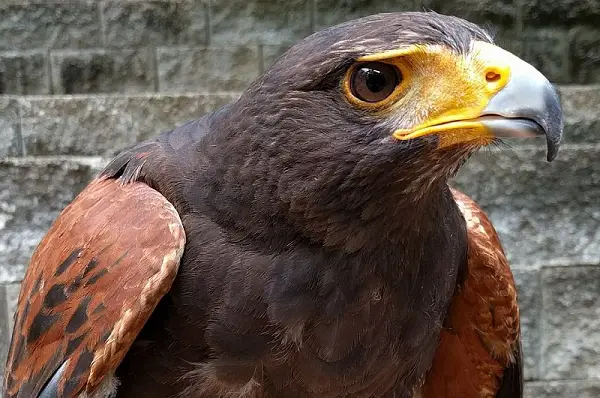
[421,189,522,398]
[4,178,185,397]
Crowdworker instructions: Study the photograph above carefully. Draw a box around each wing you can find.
[3,177,186,398]
[420,189,522,398]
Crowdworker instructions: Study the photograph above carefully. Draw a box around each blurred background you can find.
[0,0,598,396]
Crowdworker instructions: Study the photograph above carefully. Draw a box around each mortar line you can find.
[562,34,571,83]
[205,1,212,46]
[17,56,25,95]
[46,48,54,95]
[514,0,524,35]
[98,0,107,47]
[538,266,546,379]
[257,43,264,75]
[309,0,316,33]
[15,102,25,157]
[152,47,160,93]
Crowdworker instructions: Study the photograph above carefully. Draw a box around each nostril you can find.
[483,66,510,94]
[486,70,502,83]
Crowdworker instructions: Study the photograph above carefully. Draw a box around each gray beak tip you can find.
[543,88,564,162]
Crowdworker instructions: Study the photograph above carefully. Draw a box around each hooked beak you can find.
[392,41,564,161]
[477,55,563,161]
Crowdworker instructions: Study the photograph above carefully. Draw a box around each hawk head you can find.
[209,11,563,247]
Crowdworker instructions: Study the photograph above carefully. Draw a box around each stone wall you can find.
[0,1,598,396]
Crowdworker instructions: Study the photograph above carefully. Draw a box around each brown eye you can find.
[350,62,401,103]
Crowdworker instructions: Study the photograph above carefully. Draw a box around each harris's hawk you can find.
[4,12,562,398]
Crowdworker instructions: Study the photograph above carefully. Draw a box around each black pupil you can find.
[351,62,399,103]
[362,68,387,93]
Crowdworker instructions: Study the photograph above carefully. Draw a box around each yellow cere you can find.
[345,41,513,148]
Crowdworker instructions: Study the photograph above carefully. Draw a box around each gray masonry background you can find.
[0,1,598,396]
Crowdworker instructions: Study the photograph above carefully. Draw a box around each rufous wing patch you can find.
[421,188,522,398]
[3,177,186,397]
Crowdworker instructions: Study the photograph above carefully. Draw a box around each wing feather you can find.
[3,178,186,397]
[420,188,522,398]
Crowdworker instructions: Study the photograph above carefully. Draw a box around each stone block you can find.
[521,0,600,26]
[51,49,156,94]
[0,98,21,158]
[0,157,105,283]
[520,29,570,84]
[102,0,207,48]
[157,46,259,92]
[0,2,102,50]
[452,146,600,268]
[493,30,526,62]
[558,85,600,143]
[0,51,50,95]
[540,265,600,379]
[421,0,516,26]
[525,380,600,398]
[314,0,416,30]
[19,93,240,157]
[210,0,312,46]
[513,268,541,380]
[569,27,600,84]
